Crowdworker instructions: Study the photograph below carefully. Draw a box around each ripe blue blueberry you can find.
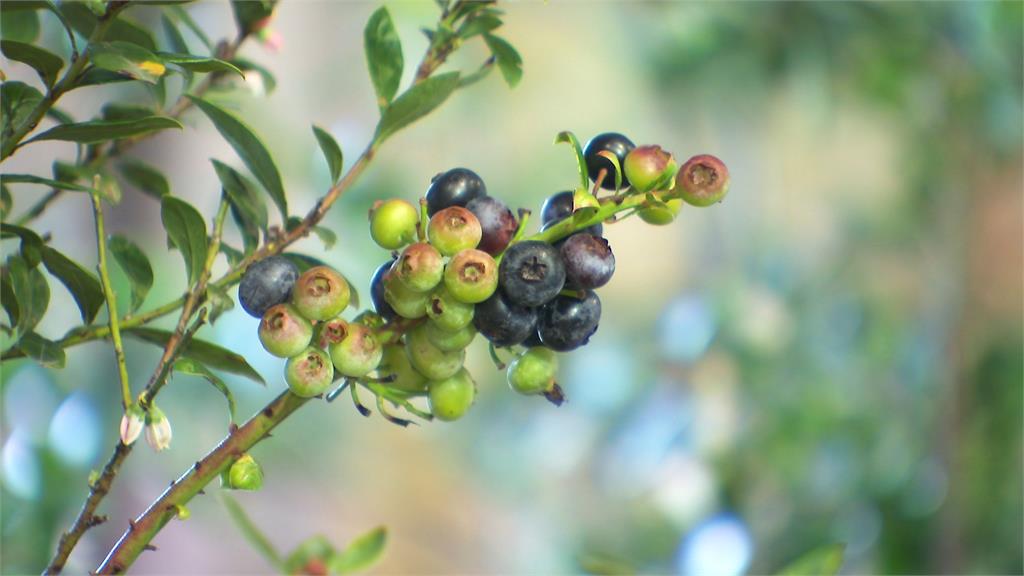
[559,233,615,289]
[238,256,299,318]
[473,290,538,347]
[498,240,566,307]
[537,290,601,352]
[425,168,487,216]
[583,132,635,190]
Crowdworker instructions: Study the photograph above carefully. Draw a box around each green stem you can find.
[90,192,132,410]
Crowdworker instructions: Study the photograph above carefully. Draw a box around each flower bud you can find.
[228,453,264,491]
[145,404,172,452]
[120,404,145,446]
[623,145,677,193]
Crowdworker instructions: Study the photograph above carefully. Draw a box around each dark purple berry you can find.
[466,196,517,256]
[473,291,538,347]
[498,241,566,307]
[583,132,635,190]
[540,191,574,225]
[425,168,487,216]
[537,291,601,352]
[560,234,615,289]
[521,330,543,348]
[370,259,398,321]
[238,256,299,318]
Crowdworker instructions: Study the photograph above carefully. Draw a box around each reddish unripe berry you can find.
[258,304,313,358]
[285,347,334,398]
[623,145,677,192]
[676,154,730,207]
[394,242,444,292]
[328,323,383,377]
[428,206,482,256]
[292,266,350,321]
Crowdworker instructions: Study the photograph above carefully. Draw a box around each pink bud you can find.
[145,405,172,452]
[119,405,144,446]
[258,28,283,53]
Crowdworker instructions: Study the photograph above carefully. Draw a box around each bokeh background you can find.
[2,1,1022,574]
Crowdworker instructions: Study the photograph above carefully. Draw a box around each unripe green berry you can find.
[292,266,350,321]
[313,317,347,349]
[623,145,677,193]
[285,346,334,398]
[369,198,418,250]
[443,249,498,304]
[507,347,558,396]
[676,154,730,207]
[259,304,313,358]
[425,321,476,352]
[228,453,264,491]
[428,368,476,422]
[379,344,428,393]
[428,206,482,256]
[394,242,444,293]
[405,324,465,380]
[328,322,383,377]
[426,285,474,332]
[383,270,428,319]
[638,198,683,225]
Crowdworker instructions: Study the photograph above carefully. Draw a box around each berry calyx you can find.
[425,321,476,352]
[379,344,427,393]
[638,198,682,225]
[443,249,499,304]
[328,322,383,377]
[507,347,558,396]
[676,154,730,207]
[238,256,299,318]
[537,290,601,352]
[473,290,538,347]
[291,266,350,321]
[583,132,635,190]
[426,286,475,332]
[425,167,487,216]
[498,240,566,307]
[428,368,476,422]
[394,242,444,293]
[466,196,517,255]
[285,346,334,398]
[405,324,466,380]
[369,198,419,249]
[258,304,313,358]
[623,145,677,193]
[560,233,615,289]
[427,206,482,256]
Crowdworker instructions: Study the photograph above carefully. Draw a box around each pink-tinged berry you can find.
[623,145,677,192]
[292,266,350,321]
[285,347,334,398]
[676,154,730,207]
[259,304,313,358]
[428,206,482,256]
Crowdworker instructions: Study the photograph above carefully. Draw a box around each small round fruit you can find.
[384,271,428,319]
[427,206,482,256]
[428,368,476,422]
[370,259,398,320]
[406,324,466,380]
[314,317,348,349]
[473,291,538,347]
[583,132,635,190]
[560,234,615,289]
[328,323,383,377]
[537,291,601,352]
[369,199,418,249]
[507,347,558,396]
[444,249,498,304]
[285,346,334,398]
[394,242,444,292]
[238,256,299,318]
[623,145,677,193]
[378,344,427,392]
[676,154,730,207]
[259,304,313,358]
[425,167,487,216]
[539,190,574,225]
[638,198,682,225]
[466,196,517,255]
[426,321,476,352]
[426,286,474,332]
[292,266,350,321]
[498,241,566,307]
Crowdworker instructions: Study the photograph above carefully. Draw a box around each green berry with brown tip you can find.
[328,323,383,377]
[426,286,475,332]
[428,206,482,256]
[378,344,428,393]
[285,346,334,398]
[394,242,444,293]
[259,304,313,358]
[405,324,465,380]
[443,249,498,304]
[292,266,350,321]
[428,368,476,422]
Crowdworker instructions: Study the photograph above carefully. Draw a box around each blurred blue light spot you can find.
[3,365,58,438]
[676,513,753,576]
[48,392,102,467]
[658,295,715,363]
[2,429,41,500]
[564,342,635,414]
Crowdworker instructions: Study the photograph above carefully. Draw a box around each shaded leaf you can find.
[483,33,522,88]
[101,103,154,121]
[1,81,43,141]
[160,52,243,76]
[1,325,19,355]
[119,160,170,198]
[213,160,266,254]
[59,3,156,50]
[457,58,495,88]
[24,116,183,145]
[312,125,343,184]
[555,130,589,191]
[1,183,11,220]
[778,544,845,576]
[364,7,403,108]
[0,173,93,193]
[40,246,103,324]
[51,162,121,204]
[1,7,40,43]
[46,106,75,125]
[174,357,236,422]
[328,527,387,574]
[376,72,460,143]
[75,68,136,88]
[189,97,287,220]
[126,328,266,385]
[1,223,44,268]
[220,243,244,267]
[108,235,153,311]
[220,492,282,570]
[160,14,191,56]
[17,331,65,368]
[161,196,208,286]
[88,41,167,84]
[4,255,50,334]
[206,284,235,324]
[1,39,63,87]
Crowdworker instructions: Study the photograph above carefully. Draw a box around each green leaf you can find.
[329,527,387,574]
[1,183,12,220]
[24,117,183,145]
[231,58,276,93]
[555,131,589,191]
[458,14,501,39]
[220,492,283,570]
[188,97,287,221]
[1,40,63,87]
[212,160,266,254]
[108,235,153,312]
[119,160,170,198]
[173,357,236,422]
[102,103,155,121]
[169,5,213,52]
[311,125,343,185]
[160,196,208,286]
[364,7,403,109]
[160,14,191,55]
[1,7,40,43]
[126,328,266,385]
[159,52,244,77]
[376,72,460,143]
[231,0,276,36]
[206,284,235,324]
[46,106,75,125]
[0,173,94,193]
[1,325,20,355]
[595,150,623,191]
[17,331,65,368]
[220,243,244,267]
[59,3,157,51]
[1,223,45,268]
[75,68,136,88]
[88,41,167,84]
[778,544,845,576]
[483,34,522,88]
[40,246,103,324]
[51,162,121,204]
[1,81,43,141]
[284,536,334,576]
[4,255,49,334]
[458,59,495,89]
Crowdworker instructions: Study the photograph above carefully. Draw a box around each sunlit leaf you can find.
[160,52,244,76]
[376,72,460,143]
[1,40,63,87]
[483,33,522,88]
[328,527,387,574]
[161,195,208,286]
[312,125,343,184]
[364,6,403,108]
[108,235,154,312]
[88,41,167,84]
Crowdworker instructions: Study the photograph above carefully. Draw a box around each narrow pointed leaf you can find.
[1,223,45,268]
[3,255,49,334]
[0,173,94,192]
[376,72,460,143]
[555,131,589,190]
[174,358,236,422]
[213,160,267,254]
[40,246,103,324]
[1,40,63,87]
[160,15,191,55]
[364,7,403,108]
[220,493,283,570]
[87,41,167,84]
[458,14,501,39]
[159,52,244,76]
[24,117,183,145]
[17,331,65,368]
[2,81,43,140]
[311,125,343,184]
[170,5,213,51]
[328,527,387,574]
[1,184,12,220]
[160,196,208,286]
[108,235,154,312]
[483,34,522,88]
[119,160,170,198]
[126,327,266,385]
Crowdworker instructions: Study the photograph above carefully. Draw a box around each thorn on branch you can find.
[143,544,158,552]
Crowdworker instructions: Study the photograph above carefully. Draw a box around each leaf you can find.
[119,160,170,198]
[169,5,213,52]
[51,162,121,204]
[1,325,20,355]
[1,223,45,268]
[0,173,94,193]
[311,125,343,184]
[457,59,495,89]
[46,106,75,125]
[595,150,623,191]
[174,358,236,422]
[75,68,136,88]
[458,14,501,39]
[161,196,208,286]
[206,284,235,324]
[126,328,266,385]
[17,331,65,368]
[212,160,267,254]
[102,103,155,121]
[1,40,63,87]
[160,14,191,56]
[59,3,157,51]
[1,184,11,220]
[108,235,153,312]
[159,52,244,77]
[4,255,50,335]
[220,243,244,267]
[231,0,276,36]
[778,544,845,576]
[283,536,334,576]
[1,81,43,141]
[483,34,522,88]
[24,117,183,145]
[329,527,387,574]
[1,8,39,43]
[88,41,167,84]
[364,7,403,109]
[40,246,104,324]
[555,130,589,191]
[188,97,287,221]
[376,72,460,143]
[231,58,276,93]
[220,492,282,571]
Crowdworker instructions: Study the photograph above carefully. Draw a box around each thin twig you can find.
[90,190,132,410]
